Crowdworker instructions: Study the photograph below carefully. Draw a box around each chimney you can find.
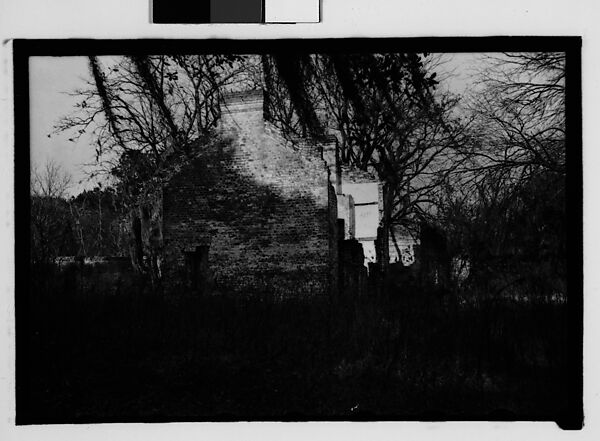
[219,89,265,134]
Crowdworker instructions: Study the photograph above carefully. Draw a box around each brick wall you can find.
[328,178,339,297]
[161,91,336,298]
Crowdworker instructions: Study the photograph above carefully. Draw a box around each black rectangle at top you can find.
[153,0,211,24]
[152,0,263,24]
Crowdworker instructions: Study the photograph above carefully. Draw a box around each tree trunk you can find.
[377,183,394,273]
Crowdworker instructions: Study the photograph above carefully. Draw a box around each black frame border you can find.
[13,37,583,428]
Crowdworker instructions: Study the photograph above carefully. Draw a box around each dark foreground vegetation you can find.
[19,264,570,424]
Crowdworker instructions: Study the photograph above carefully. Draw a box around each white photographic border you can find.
[0,1,597,440]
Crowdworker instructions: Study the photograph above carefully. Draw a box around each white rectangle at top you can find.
[264,0,320,23]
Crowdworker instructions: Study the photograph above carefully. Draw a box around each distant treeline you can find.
[30,185,128,264]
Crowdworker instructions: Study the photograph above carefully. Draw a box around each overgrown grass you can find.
[19,265,570,423]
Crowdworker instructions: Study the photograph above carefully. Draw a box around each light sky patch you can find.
[29,56,96,195]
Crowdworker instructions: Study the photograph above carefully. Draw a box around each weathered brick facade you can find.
[134,89,420,298]
[161,91,338,298]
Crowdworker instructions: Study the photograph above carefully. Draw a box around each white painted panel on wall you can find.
[354,204,379,239]
[265,0,320,23]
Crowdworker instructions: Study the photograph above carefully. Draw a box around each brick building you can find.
[137,89,417,297]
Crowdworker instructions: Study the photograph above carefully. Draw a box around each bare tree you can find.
[31,159,72,199]
[66,185,129,257]
[55,55,249,196]
[455,52,565,190]
[437,52,567,298]
[263,53,469,266]
[30,160,74,264]
[54,55,252,274]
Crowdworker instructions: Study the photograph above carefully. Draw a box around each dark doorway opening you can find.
[185,245,210,292]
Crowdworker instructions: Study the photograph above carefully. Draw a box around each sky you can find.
[29,56,98,195]
[29,53,481,196]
